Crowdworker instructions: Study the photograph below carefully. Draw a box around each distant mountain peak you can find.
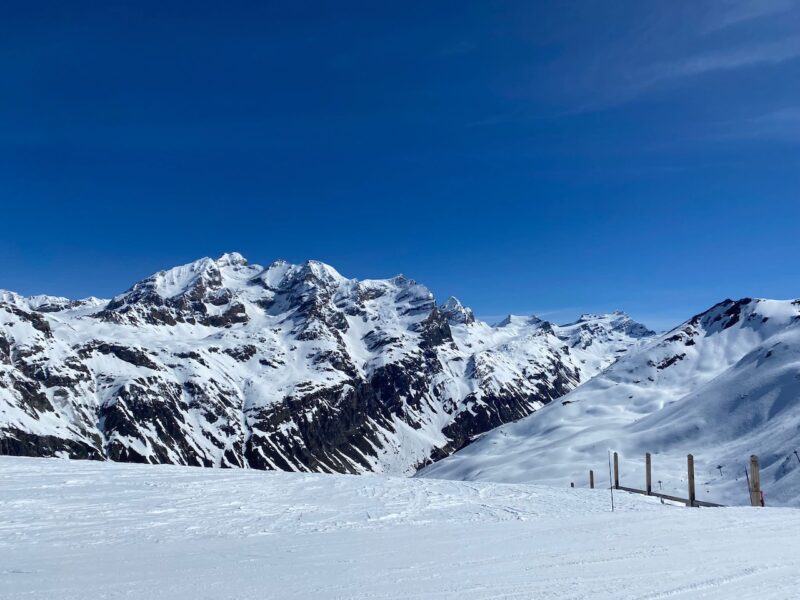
[570,310,627,323]
[561,311,654,339]
[496,314,545,328]
[440,296,475,325]
[297,259,346,284]
[216,252,249,267]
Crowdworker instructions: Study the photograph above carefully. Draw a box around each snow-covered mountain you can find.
[0,253,653,474]
[421,298,800,506]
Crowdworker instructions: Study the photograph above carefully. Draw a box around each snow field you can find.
[1,457,799,599]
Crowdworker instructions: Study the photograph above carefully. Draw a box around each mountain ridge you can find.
[0,253,653,475]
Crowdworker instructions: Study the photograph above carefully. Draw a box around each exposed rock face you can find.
[0,254,654,474]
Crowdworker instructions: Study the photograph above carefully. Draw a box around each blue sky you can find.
[1,1,799,330]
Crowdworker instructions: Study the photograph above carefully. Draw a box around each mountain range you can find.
[0,253,653,474]
[5,253,798,506]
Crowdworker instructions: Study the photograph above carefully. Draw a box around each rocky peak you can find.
[256,260,295,291]
[298,260,346,285]
[550,312,655,361]
[439,296,475,325]
[255,260,346,295]
[0,291,107,314]
[215,252,249,268]
[98,255,251,326]
[0,291,29,309]
[563,312,654,338]
[496,314,546,328]
[122,257,222,302]
[683,297,800,339]
[414,306,454,349]
[604,312,656,338]
[618,321,655,339]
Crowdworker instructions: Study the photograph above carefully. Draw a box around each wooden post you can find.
[749,455,762,507]
[687,454,696,507]
[645,452,652,496]
[589,470,594,489]
[613,452,619,489]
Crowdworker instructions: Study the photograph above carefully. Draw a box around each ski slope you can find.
[2,457,799,599]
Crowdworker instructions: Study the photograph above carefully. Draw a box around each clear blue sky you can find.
[2,1,799,330]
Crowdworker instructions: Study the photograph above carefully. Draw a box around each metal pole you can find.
[744,466,751,501]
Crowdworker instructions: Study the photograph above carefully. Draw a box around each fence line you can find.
[578,451,771,508]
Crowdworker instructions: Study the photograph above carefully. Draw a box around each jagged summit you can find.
[216,251,249,267]
[0,290,107,311]
[495,314,545,328]
[440,296,475,325]
[570,310,624,322]
[294,259,348,286]
[559,311,655,341]
[566,310,635,327]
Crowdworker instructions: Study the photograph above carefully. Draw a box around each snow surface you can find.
[421,298,800,507]
[1,456,799,599]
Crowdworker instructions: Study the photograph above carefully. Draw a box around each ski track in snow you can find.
[1,457,799,599]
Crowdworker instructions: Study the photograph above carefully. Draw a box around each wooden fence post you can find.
[613,452,619,489]
[749,455,762,507]
[687,454,696,507]
[645,452,652,495]
[589,470,594,489]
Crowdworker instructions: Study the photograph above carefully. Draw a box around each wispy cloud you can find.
[702,0,796,32]
[753,107,800,123]
[645,36,800,83]
[545,3,800,114]
[706,106,800,142]
[461,2,800,142]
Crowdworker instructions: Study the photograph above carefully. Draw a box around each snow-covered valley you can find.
[2,456,799,600]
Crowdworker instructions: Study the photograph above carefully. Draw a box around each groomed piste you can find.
[1,456,798,600]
